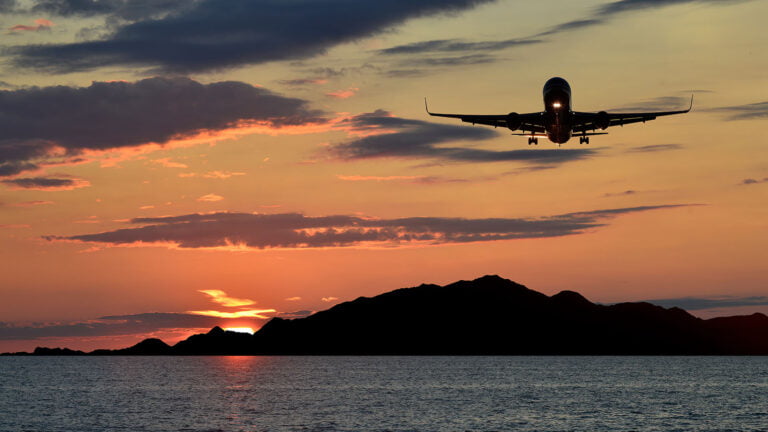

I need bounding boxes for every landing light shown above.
[553,102,561,108]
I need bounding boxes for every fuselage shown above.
[542,77,573,143]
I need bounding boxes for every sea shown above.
[1,356,766,432]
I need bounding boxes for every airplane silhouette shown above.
[426,77,692,145]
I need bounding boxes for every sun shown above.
[224,327,255,334]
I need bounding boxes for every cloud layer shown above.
[44,205,693,250]
[0,76,320,178]
[328,111,596,164]
[12,0,494,73]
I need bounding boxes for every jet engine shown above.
[506,113,521,131]
[594,111,609,130]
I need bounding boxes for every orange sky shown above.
[0,0,766,352]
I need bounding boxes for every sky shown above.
[0,0,766,352]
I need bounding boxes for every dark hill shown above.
[11,275,768,355]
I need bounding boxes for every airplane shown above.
[425,77,692,145]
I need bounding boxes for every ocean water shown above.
[1,356,766,432]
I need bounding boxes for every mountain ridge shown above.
[4,275,768,355]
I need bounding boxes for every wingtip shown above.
[689,94,694,111]
[424,97,429,114]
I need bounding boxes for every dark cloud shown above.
[710,101,768,121]
[277,310,314,319]
[610,96,690,112]
[0,76,320,178]
[385,69,426,78]
[740,177,768,186]
[11,0,494,73]
[0,312,260,341]
[626,144,684,153]
[329,110,597,165]
[29,0,195,21]
[641,296,768,311]
[278,78,327,87]
[596,0,749,16]
[536,0,746,37]
[535,19,604,36]
[1,176,88,190]
[378,38,541,55]
[44,205,694,250]
[604,190,637,197]
[0,0,17,13]
[403,54,496,67]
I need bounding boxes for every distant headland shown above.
[4,275,768,355]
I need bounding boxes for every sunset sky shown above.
[1,0,766,352]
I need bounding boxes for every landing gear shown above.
[579,136,590,144]
[527,137,538,145]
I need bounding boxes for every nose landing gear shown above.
[579,136,590,144]
[528,137,539,145]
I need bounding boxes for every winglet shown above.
[424,97,432,115]
[688,94,694,112]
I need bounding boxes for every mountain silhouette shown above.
[6,275,768,355]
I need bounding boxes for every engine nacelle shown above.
[506,112,521,131]
[594,111,609,130]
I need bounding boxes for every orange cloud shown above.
[8,19,53,33]
[285,296,302,301]
[198,289,255,307]
[322,297,339,302]
[152,158,188,168]
[326,87,359,99]
[337,175,423,182]
[197,193,224,202]
[187,309,277,319]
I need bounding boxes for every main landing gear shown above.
[527,137,538,145]
[579,136,590,144]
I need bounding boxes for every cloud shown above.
[610,96,690,112]
[0,312,258,341]
[8,18,54,33]
[0,0,17,13]
[28,0,195,21]
[196,193,223,202]
[740,177,768,185]
[404,53,496,67]
[642,295,768,311]
[285,297,302,301]
[322,297,339,302]
[377,37,542,55]
[187,309,276,319]
[0,77,321,178]
[604,190,637,197]
[535,0,747,37]
[12,0,494,73]
[6,200,54,207]
[151,158,187,169]
[336,174,469,184]
[326,87,359,99]
[710,101,768,121]
[1,176,90,190]
[198,289,255,307]
[327,110,596,165]
[626,144,684,153]
[44,205,695,250]
[279,78,328,86]
[277,310,313,319]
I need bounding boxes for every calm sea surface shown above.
[1,356,766,432]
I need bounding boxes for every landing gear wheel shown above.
[534,138,538,145]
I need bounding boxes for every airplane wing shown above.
[572,95,693,134]
[425,99,547,133]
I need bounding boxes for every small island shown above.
[5,275,768,355]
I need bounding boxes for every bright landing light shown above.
[552,102,561,108]
[224,327,255,334]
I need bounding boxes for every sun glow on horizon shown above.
[224,327,255,334]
